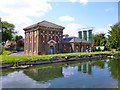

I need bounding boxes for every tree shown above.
[94,33,105,46]
[2,21,16,43]
[100,39,107,46]
[0,18,2,43]
[107,57,120,80]
[4,41,16,49]
[107,23,120,50]
[14,35,23,42]
[17,39,24,47]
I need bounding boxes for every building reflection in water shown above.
[78,62,92,75]
[24,67,64,82]
[22,58,120,85]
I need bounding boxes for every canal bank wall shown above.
[1,53,120,68]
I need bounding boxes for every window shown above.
[34,32,37,37]
[26,34,28,38]
[42,31,46,38]
[64,44,66,50]
[82,46,83,49]
[34,42,36,52]
[30,34,32,39]
[87,46,88,49]
[30,41,32,52]
[30,34,32,37]
[42,42,45,52]
[50,33,53,36]
[57,43,59,51]
[58,33,60,38]
[26,42,27,51]
[43,32,45,37]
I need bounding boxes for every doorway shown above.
[76,49,78,53]
[49,46,54,54]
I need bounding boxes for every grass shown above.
[2,50,17,55]
[1,50,120,63]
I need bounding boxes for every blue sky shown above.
[0,0,118,37]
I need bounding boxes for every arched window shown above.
[26,42,27,51]
[34,42,36,52]
[57,43,59,51]
[42,42,45,52]
[30,41,32,52]
[30,34,32,38]
[34,32,37,37]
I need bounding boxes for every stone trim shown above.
[47,40,57,44]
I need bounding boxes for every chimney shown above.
[63,34,69,38]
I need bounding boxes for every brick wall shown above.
[24,26,63,55]
[62,43,90,53]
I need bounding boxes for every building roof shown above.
[62,36,90,43]
[23,20,65,30]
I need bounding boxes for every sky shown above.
[0,0,118,38]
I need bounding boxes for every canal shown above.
[1,57,120,88]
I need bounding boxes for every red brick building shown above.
[23,20,90,55]
[23,21,64,55]
[62,36,90,53]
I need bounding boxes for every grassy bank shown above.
[2,50,17,55]
[1,50,120,63]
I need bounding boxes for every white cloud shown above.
[63,23,84,36]
[62,66,77,77]
[64,23,112,37]
[0,0,52,37]
[93,24,112,36]
[69,0,88,5]
[69,0,77,2]
[80,0,88,5]
[2,71,51,88]
[107,24,112,27]
[93,28,107,34]
[105,8,110,12]
[59,16,75,22]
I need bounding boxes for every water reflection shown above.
[24,67,64,82]
[78,63,92,74]
[107,57,120,80]
[93,60,105,69]
[1,58,119,88]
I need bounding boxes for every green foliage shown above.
[94,33,105,46]
[100,39,106,46]
[14,35,23,42]
[106,23,120,50]
[16,39,24,47]
[2,21,17,42]
[107,57,120,80]
[93,60,105,69]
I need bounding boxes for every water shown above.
[1,58,120,88]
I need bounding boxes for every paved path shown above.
[9,51,27,56]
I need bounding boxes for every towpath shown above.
[9,51,27,56]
